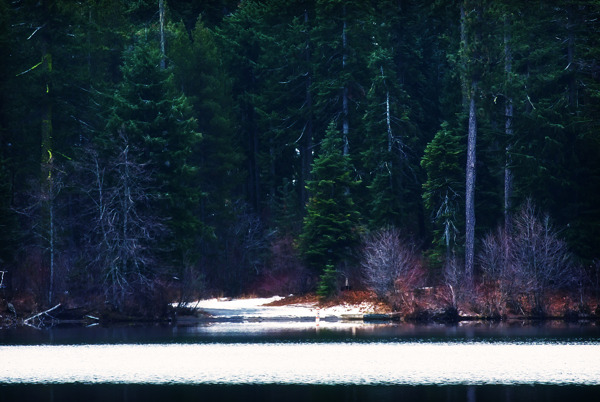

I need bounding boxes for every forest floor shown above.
[249,287,600,322]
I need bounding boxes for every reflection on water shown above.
[1,384,599,402]
[1,320,599,345]
[1,342,599,385]
[1,321,599,401]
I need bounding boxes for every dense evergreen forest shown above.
[1,0,599,317]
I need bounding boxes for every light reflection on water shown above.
[2,320,599,345]
[1,342,599,386]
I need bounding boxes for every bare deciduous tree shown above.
[361,228,424,307]
[479,199,577,314]
[79,131,162,309]
[511,200,575,313]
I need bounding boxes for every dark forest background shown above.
[0,0,599,316]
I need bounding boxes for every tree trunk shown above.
[300,9,313,208]
[40,36,55,304]
[244,93,260,211]
[342,6,349,156]
[384,73,397,198]
[48,186,54,304]
[465,80,477,282]
[460,5,469,109]
[118,144,131,306]
[269,137,276,201]
[159,0,166,70]
[566,4,576,109]
[504,14,513,231]
[385,87,392,154]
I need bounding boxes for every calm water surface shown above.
[1,321,599,401]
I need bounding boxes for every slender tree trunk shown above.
[383,69,396,196]
[159,0,166,70]
[269,137,275,201]
[87,4,92,79]
[117,142,132,307]
[93,155,110,255]
[566,4,576,109]
[460,3,476,282]
[385,87,392,154]
[342,6,349,156]
[504,15,513,231]
[465,80,477,282]
[252,123,260,210]
[300,9,313,208]
[301,119,313,208]
[460,5,468,109]
[40,37,55,304]
[462,1,483,283]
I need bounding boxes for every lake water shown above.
[1,321,599,401]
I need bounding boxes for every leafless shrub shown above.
[478,199,577,315]
[361,228,425,307]
[479,226,515,314]
[511,200,575,313]
[479,226,512,284]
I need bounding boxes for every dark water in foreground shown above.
[1,321,599,401]
[1,383,598,402]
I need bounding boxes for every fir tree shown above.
[422,121,465,265]
[311,0,373,155]
[361,42,421,232]
[105,32,202,273]
[169,17,243,237]
[299,121,361,285]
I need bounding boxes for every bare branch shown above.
[361,228,425,307]
[26,22,47,40]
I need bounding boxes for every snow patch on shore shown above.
[183,296,377,320]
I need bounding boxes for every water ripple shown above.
[1,342,599,385]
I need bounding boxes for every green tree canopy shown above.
[299,121,361,273]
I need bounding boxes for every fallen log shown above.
[23,303,61,328]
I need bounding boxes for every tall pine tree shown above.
[299,121,361,293]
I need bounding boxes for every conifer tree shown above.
[218,0,315,217]
[508,1,600,260]
[1,0,599,306]
[169,16,247,294]
[311,0,373,155]
[217,1,265,211]
[422,121,465,264]
[246,0,310,215]
[299,121,361,288]
[169,17,243,234]
[105,32,202,276]
[361,36,421,231]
